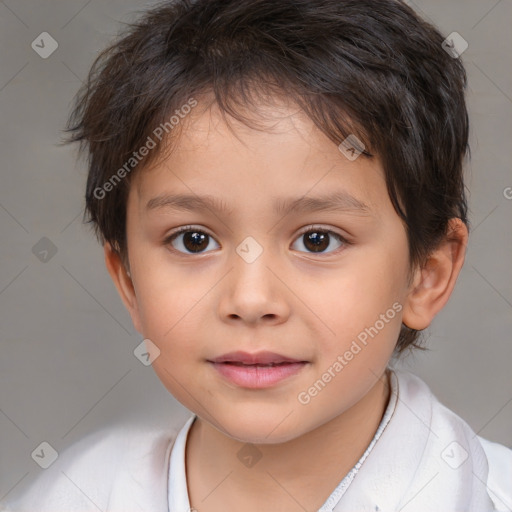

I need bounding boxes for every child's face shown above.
[122,99,414,443]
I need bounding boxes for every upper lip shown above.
[208,351,307,365]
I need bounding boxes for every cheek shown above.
[302,251,408,372]
[130,254,218,372]
[137,282,201,343]
[133,273,207,402]
[129,240,203,332]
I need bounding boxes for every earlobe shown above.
[402,218,468,331]
[103,242,142,333]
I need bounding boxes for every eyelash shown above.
[163,224,351,256]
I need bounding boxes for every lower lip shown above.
[209,362,307,389]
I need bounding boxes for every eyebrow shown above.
[145,191,371,216]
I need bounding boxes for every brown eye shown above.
[165,227,219,254]
[303,231,330,252]
[291,227,347,255]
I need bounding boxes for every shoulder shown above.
[477,436,512,511]
[2,422,180,512]
[393,369,512,511]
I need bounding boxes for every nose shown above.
[217,244,291,326]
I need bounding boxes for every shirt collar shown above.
[168,414,196,512]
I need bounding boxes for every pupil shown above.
[305,231,328,252]
[184,231,208,253]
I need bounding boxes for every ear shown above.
[402,218,468,331]
[103,242,142,334]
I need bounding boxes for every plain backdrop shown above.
[1,0,511,502]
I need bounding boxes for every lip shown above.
[209,351,306,365]
[207,351,309,389]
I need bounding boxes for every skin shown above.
[105,97,468,511]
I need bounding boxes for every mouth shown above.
[219,361,299,367]
[209,351,307,365]
[207,351,309,388]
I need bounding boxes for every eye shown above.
[164,226,220,255]
[291,226,348,255]
[164,225,349,256]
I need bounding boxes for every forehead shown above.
[131,99,390,216]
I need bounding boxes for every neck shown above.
[186,369,391,511]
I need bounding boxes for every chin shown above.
[212,410,310,445]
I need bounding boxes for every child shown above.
[4,0,511,510]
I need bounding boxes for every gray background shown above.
[1,0,511,502]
